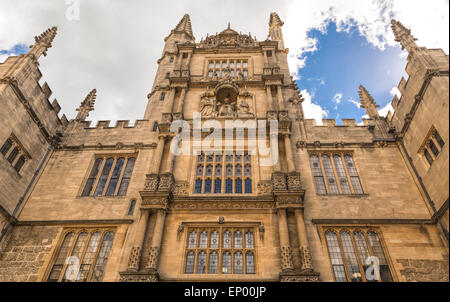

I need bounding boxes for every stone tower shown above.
[0,15,448,282]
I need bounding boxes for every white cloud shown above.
[348,98,361,108]
[332,93,343,104]
[390,86,402,98]
[378,102,394,117]
[301,89,328,125]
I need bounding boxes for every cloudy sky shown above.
[0,0,448,124]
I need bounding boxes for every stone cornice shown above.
[55,143,156,151]
[16,219,135,226]
[311,218,434,225]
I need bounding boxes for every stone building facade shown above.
[0,13,448,282]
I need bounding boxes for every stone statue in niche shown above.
[237,98,254,117]
[217,96,237,118]
[200,96,217,118]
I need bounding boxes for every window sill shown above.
[316,193,369,198]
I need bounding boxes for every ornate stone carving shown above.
[177,225,185,239]
[259,224,265,241]
[171,200,275,210]
[266,110,278,120]
[287,172,302,191]
[272,172,287,192]
[144,174,159,192]
[280,246,294,271]
[145,246,160,270]
[257,182,272,195]
[218,216,225,224]
[280,271,320,282]
[173,181,189,196]
[199,24,257,48]
[158,173,175,192]
[119,271,159,282]
[299,246,313,271]
[127,246,141,271]
[296,141,306,150]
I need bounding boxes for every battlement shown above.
[304,118,374,127]
[81,119,150,129]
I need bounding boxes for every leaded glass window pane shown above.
[226,165,233,176]
[333,155,351,194]
[235,164,242,175]
[433,130,445,148]
[106,158,124,196]
[424,149,434,165]
[322,155,338,194]
[214,179,222,193]
[206,154,214,162]
[215,154,222,162]
[82,158,103,196]
[196,165,204,176]
[367,232,393,282]
[245,179,252,194]
[188,231,197,248]
[235,179,242,193]
[118,158,135,196]
[244,154,251,162]
[47,233,74,282]
[340,231,362,282]
[0,138,12,155]
[226,154,233,162]
[204,179,212,193]
[7,147,18,164]
[245,231,254,248]
[325,231,347,282]
[234,231,242,248]
[194,179,202,193]
[234,252,243,274]
[344,156,363,194]
[223,231,231,248]
[209,252,218,274]
[310,155,326,194]
[91,232,114,282]
[197,251,207,274]
[199,231,208,248]
[77,232,101,282]
[246,252,255,274]
[215,165,222,175]
[222,252,231,274]
[198,154,204,162]
[244,165,251,176]
[185,252,195,274]
[63,232,88,282]
[14,155,26,173]
[235,154,242,162]
[354,231,371,275]
[206,165,213,176]
[428,139,439,157]
[225,179,232,193]
[210,231,219,248]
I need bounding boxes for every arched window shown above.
[322,155,338,194]
[7,147,19,164]
[204,179,212,193]
[234,231,242,248]
[244,153,251,162]
[244,165,251,176]
[206,154,214,162]
[47,232,75,282]
[226,164,233,176]
[0,138,12,156]
[199,231,208,248]
[367,232,392,282]
[185,251,195,274]
[234,252,243,274]
[235,178,242,193]
[106,158,125,196]
[165,72,170,79]
[344,155,363,194]
[215,154,222,162]
[223,231,232,248]
[118,158,136,196]
[160,92,166,101]
[222,252,231,274]
[188,231,197,248]
[197,251,207,274]
[196,165,204,176]
[62,232,88,281]
[214,179,221,194]
[127,200,136,216]
[215,165,222,176]
[198,154,204,162]
[14,155,26,173]
[77,232,101,282]
[205,165,213,176]
[245,179,252,194]
[152,122,158,132]
[354,231,371,276]
[333,155,351,194]
[225,179,233,193]
[325,231,347,282]
[209,252,218,274]
[94,158,114,196]
[226,154,233,162]
[245,231,254,248]
[246,252,255,274]
[210,231,219,248]
[340,231,362,282]
[91,232,114,282]
[310,155,326,194]
[235,164,242,176]
[194,179,202,193]
[235,154,242,162]
[82,158,103,197]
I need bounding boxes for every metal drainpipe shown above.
[0,133,61,243]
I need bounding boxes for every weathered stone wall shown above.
[0,225,59,282]
[397,259,449,282]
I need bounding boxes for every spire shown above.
[268,12,284,48]
[269,12,284,27]
[391,19,418,52]
[75,89,97,121]
[359,85,380,119]
[29,26,58,58]
[173,14,194,40]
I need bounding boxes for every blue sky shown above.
[297,21,408,124]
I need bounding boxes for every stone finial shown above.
[173,14,194,40]
[391,19,418,52]
[269,12,284,48]
[269,12,284,27]
[75,89,97,121]
[29,26,58,57]
[359,85,379,119]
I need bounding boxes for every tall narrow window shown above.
[234,252,243,274]
[245,231,254,248]
[152,122,158,132]
[47,233,74,282]
[185,251,195,274]
[214,179,222,193]
[210,231,219,248]
[160,92,166,101]
[354,231,371,278]
[333,155,351,194]
[234,231,243,248]
[197,251,207,274]
[310,155,326,194]
[7,147,19,164]
[428,140,439,157]
[94,158,114,196]
[13,155,26,173]
[322,155,338,194]
[223,231,232,248]
[209,252,218,274]
[82,159,103,197]
[199,231,208,248]
[91,232,114,282]
[204,179,212,193]
[63,232,88,281]
[205,165,213,176]
[118,158,136,196]
[325,231,347,282]
[0,138,12,156]
[367,232,393,282]
[340,231,362,282]
[235,178,242,193]
[127,200,136,216]
[222,252,231,274]
[344,156,363,194]
[77,232,101,282]
[245,179,252,194]
[194,179,202,193]
[225,179,232,193]
[246,252,255,274]
[105,158,125,196]
[188,231,197,249]
[424,149,434,166]
[165,72,170,79]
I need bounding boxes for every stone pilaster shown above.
[277,209,294,272]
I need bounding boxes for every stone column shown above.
[127,210,150,271]
[294,208,313,271]
[270,133,282,172]
[145,209,167,270]
[165,137,176,174]
[266,85,274,111]
[277,208,294,271]
[175,87,187,114]
[277,85,284,110]
[151,135,166,174]
[284,134,296,172]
